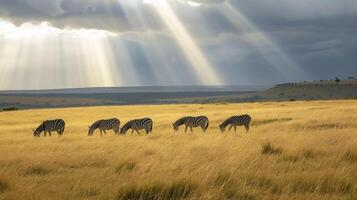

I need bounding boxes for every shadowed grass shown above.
[0,179,10,193]
[342,151,357,162]
[115,180,196,200]
[20,166,50,176]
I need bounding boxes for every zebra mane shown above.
[174,116,189,126]
[220,117,232,128]
[35,123,45,132]
[89,120,101,129]
[121,120,134,133]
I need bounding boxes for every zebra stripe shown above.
[173,116,209,132]
[219,114,251,133]
[33,119,65,137]
[88,118,120,136]
[120,118,153,135]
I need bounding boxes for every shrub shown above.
[261,143,283,155]
[2,107,19,111]
[0,179,10,193]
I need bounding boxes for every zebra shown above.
[88,118,120,136]
[219,114,252,133]
[120,118,153,135]
[173,116,209,132]
[33,119,65,137]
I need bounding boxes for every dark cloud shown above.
[0,0,356,87]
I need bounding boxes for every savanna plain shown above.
[0,100,356,200]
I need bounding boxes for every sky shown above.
[0,0,356,90]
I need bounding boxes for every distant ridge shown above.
[0,85,271,95]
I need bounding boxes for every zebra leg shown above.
[234,126,237,132]
[245,125,250,133]
[136,130,141,135]
[103,130,107,135]
[49,131,52,136]
[100,129,103,136]
[44,131,47,137]
[228,125,233,131]
[185,125,188,132]
[190,126,193,133]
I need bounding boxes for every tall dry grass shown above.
[0,100,356,200]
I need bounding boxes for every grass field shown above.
[0,100,356,200]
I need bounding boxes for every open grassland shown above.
[0,100,356,200]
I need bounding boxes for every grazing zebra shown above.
[173,116,209,132]
[219,114,252,133]
[33,119,65,137]
[88,118,120,136]
[120,118,153,135]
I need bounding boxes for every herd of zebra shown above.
[32,114,252,137]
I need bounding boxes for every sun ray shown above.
[148,0,223,85]
[0,21,124,90]
[216,2,309,81]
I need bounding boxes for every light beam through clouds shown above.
[145,0,223,85]
[215,2,309,81]
[0,21,123,90]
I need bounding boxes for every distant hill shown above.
[0,85,269,109]
[0,81,356,110]
[204,80,357,103]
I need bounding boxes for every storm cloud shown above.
[0,0,356,89]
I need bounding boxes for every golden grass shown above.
[0,100,356,200]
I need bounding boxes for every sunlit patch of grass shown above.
[0,100,356,199]
[77,187,98,198]
[252,118,293,126]
[80,157,107,168]
[288,178,353,195]
[261,142,283,155]
[280,149,315,163]
[115,160,137,174]
[214,172,232,187]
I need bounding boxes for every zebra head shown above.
[88,126,95,136]
[219,123,225,133]
[172,123,179,131]
[33,123,44,137]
